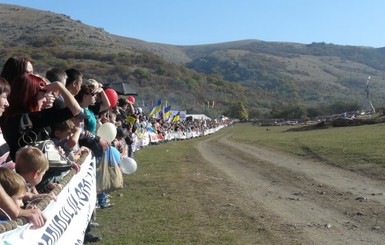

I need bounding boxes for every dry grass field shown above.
[94,123,385,244]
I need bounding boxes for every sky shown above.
[1,0,385,48]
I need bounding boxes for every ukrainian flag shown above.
[171,111,180,123]
[149,99,162,116]
[164,105,171,120]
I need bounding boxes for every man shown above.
[65,68,103,243]
[65,68,83,96]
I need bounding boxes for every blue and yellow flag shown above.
[149,99,162,116]
[171,111,180,123]
[164,105,171,120]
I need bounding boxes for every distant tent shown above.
[185,114,211,121]
[104,82,138,96]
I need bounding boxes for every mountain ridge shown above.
[1,3,385,119]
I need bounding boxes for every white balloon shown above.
[97,122,117,142]
[120,157,137,174]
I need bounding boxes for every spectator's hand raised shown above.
[41,92,55,109]
[44,81,62,94]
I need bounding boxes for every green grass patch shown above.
[227,123,385,178]
[94,123,385,244]
[94,138,273,244]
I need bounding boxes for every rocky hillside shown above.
[1,3,385,119]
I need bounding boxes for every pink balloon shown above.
[127,96,136,104]
[104,88,118,108]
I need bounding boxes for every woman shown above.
[2,73,81,160]
[0,76,46,228]
[75,79,113,209]
[0,77,13,169]
[75,79,110,134]
[1,56,33,86]
[1,56,55,109]
[74,79,111,157]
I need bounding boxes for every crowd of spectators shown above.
[0,55,230,243]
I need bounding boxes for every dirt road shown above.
[197,132,385,245]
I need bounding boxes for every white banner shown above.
[0,153,96,244]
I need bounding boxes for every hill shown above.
[1,4,385,119]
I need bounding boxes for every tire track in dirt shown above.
[197,133,385,245]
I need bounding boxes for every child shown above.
[36,120,83,194]
[15,146,56,204]
[50,119,86,161]
[0,168,28,221]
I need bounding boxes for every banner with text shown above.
[0,153,96,244]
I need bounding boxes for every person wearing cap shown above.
[75,80,115,210]
[74,79,110,154]
[75,81,110,155]
[75,79,110,135]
